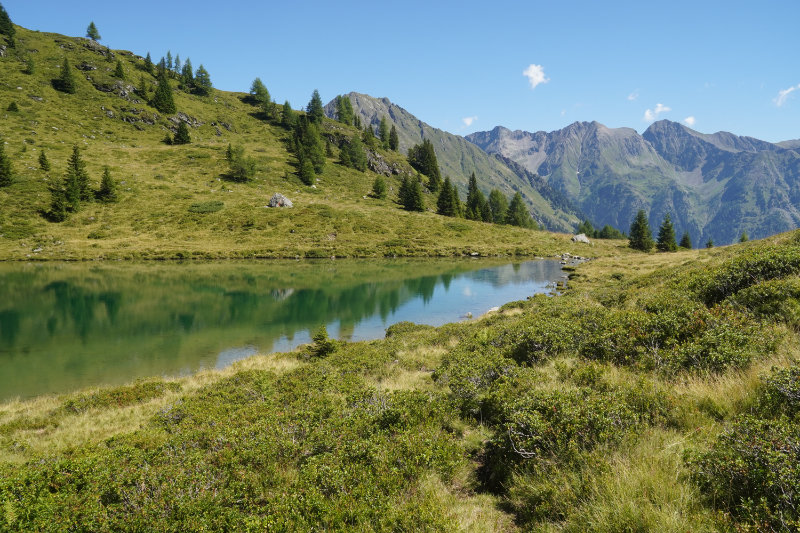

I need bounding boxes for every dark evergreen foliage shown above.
[144,52,154,74]
[249,78,273,117]
[465,172,488,221]
[340,134,367,172]
[740,231,749,243]
[0,2,15,41]
[706,239,714,248]
[389,124,399,151]
[226,145,257,182]
[86,21,101,41]
[172,122,191,145]
[306,89,324,124]
[63,145,90,211]
[629,209,654,252]
[298,154,315,186]
[47,179,68,222]
[361,123,377,149]
[193,65,212,96]
[335,95,354,125]
[292,116,325,175]
[38,150,50,171]
[150,71,176,114]
[656,213,678,252]
[399,176,424,212]
[173,54,181,75]
[281,101,296,129]
[488,189,508,224]
[113,59,125,79]
[6,101,17,112]
[180,58,193,90]
[54,57,76,94]
[379,116,390,149]
[165,51,173,72]
[679,231,692,249]
[97,167,117,202]
[23,56,35,75]
[0,139,12,187]
[506,192,536,228]
[372,176,387,199]
[436,177,461,217]
[407,139,442,192]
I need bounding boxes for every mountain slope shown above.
[468,121,800,245]
[324,93,582,232]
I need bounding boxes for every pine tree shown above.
[113,59,125,79]
[47,179,68,222]
[576,220,596,237]
[306,89,324,124]
[38,150,50,171]
[193,65,212,96]
[506,192,535,228]
[250,78,271,113]
[281,101,296,129]
[144,52,154,75]
[173,54,181,75]
[180,58,193,90]
[437,177,459,217]
[172,122,191,144]
[401,177,424,212]
[372,176,387,199]
[165,51,173,72]
[86,21,101,41]
[656,213,678,252]
[629,209,654,252]
[55,57,76,94]
[407,139,441,192]
[354,115,362,130]
[0,2,15,41]
[64,145,91,207]
[379,116,390,149]
[293,116,325,174]
[343,134,367,171]
[362,123,377,149]
[488,189,508,224]
[138,74,150,98]
[0,139,13,187]
[740,230,749,242]
[227,146,256,182]
[706,239,714,248]
[97,166,117,202]
[465,172,488,221]
[298,154,315,186]
[389,124,399,151]
[335,95,354,125]
[150,71,176,114]
[679,231,692,249]
[6,101,17,112]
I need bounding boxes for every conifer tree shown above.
[47,180,68,222]
[144,52,154,75]
[250,78,272,114]
[97,166,117,202]
[354,114,362,130]
[740,230,749,242]
[23,56,34,75]
[180,58,193,90]
[6,101,17,112]
[173,54,181,75]
[193,65,212,96]
[0,139,13,187]
[55,57,76,94]
[706,239,714,248]
[138,74,150,98]
[679,231,692,249]
[407,139,442,192]
[437,177,459,217]
[399,176,424,212]
[342,134,367,171]
[362,123,377,149]
[656,213,678,252]
[372,176,387,199]
[488,189,508,224]
[86,21,100,41]
[629,209,654,252]
[306,89,324,124]
[293,116,325,174]
[335,95,354,125]
[172,122,191,145]
[0,2,15,41]
[226,146,256,182]
[151,71,176,114]
[465,172,488,221]
[113,59,125,79]
[379,116,390,149]
[506,192,535,228]
[281,100,296,129]
[165,51,173,72]
[298,153,315,186]
[38,150,50,171]
[389,124,399,151]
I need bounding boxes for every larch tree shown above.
[740,230,749,242]
[144,52,154,75]
[193,65,212,96]
[372,176,387,199]
[180,58,193,90]
[86,21,100,41]
[506,192,535,228]
[335,95,354,125]
[63,145,90,211]
[629,209,654,252]
[281,101,296,129]
[250,78,272,115]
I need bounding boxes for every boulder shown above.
[572,233,591,244]
[269,193,293,208]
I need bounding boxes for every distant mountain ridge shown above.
[467,121,800,245]
[324,93,582,232]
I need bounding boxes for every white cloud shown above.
[643,103,671,122]
[627,90,639,101]
[462,116,478,127]
[523,64,550,89]
[775,84,800,107]
[683,116,696,126]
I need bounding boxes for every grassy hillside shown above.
[3,230,800,530]
[0,26,598,261]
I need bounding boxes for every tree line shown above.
[627,209,749,252]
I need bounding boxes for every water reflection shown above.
[0,259,564,400]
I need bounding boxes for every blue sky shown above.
[4,0,799,142]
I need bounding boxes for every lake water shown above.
[0,259,566,401]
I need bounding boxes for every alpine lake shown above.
[0,258,567,401]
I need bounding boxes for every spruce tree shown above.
[488,189,508,224]
[372,176,387,199]
[0,139,13,187]
[298,154,315,186]
[86,21,101,41]
[55,57,76,94]
[180,58,193,90]
[113,59,125,79]
[354,114,362,130]
[335,95,354,125]
[407,139,441,192]
[740,230,749,242]
[64,145,91,207]
[0,2,15,41]
[506,192,535,228]
[362,124,377,149]
[173,54,181,75]
[306,89,324,124]
[629,209,654,252]
[389,124,399,151]
[401,177,424,212]
[347,134,367,171]
[193,65,212,96]
[656,213,678,252]
[6,101,17,112]
[379,116,390,149]
[47,180,68,222]
[144,52,154,74]
[97,166,117,202]
[465,172,488,221]
[679,231,692,249]
[281,101,296,129]
[437,177,458,217]
[150,71,176,114]
[250,78,272,116]
[706,239,714,248]
[38,150,50,171]
[172,122,191,145]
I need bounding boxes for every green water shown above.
[0,258,565,401]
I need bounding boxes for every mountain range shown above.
[467,121,800,245]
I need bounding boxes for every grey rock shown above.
[269,193,293,208]
[0,45,6,57]
[572,233,591,244]
[77,62,97,71]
